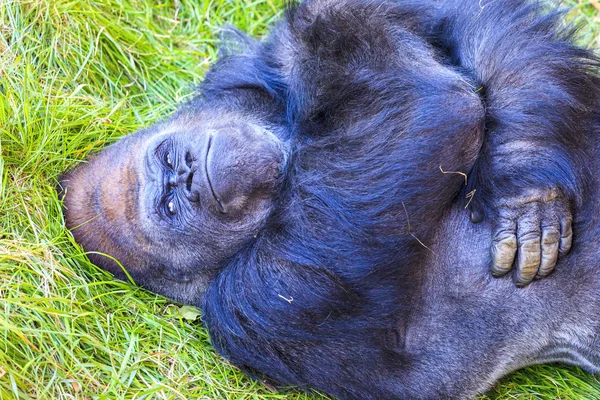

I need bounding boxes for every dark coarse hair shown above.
[195,0,600,398]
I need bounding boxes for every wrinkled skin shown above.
[60,111,287,303]
[489,189,573,283]
[59,0,600,399]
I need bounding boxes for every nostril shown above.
[185,152,193,168]
[186,171,194,192]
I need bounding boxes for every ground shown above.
[1,0,599,398]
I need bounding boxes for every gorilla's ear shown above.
[218,26,255,57]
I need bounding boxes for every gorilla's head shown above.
[59,110,288,303]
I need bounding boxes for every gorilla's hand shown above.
[433,0,595,286]
[488,188,572,287]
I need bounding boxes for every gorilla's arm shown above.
[434,0,600,285]
[275,0,485,243]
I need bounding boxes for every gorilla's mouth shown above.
[205,135,226,213]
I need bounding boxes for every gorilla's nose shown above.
[173,159,201,204]
[178,166,195,194]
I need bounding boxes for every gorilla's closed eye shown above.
[166,198,176,216]
[154,139,174,169]
[185,151,193,168]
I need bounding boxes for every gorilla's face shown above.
[59,111,287,303]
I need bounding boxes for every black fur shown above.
[194,1,600,399]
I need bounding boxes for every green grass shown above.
[0,0,599,398]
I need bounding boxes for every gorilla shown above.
[58,0,600,398]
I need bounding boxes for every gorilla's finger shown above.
[513,205,541,287]
[490,219,517,277]
[559,212,573,256]
[537,223,560,278]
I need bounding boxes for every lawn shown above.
[1,0,600,399]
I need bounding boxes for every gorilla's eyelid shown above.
[154,138,174,168]
[160,193,177,221]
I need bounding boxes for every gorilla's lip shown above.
[204,135,226,213]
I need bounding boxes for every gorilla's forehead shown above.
[153,108,268,133]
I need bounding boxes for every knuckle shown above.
[516,269,537,285]
[539,254,557,273]
[541,244,559,259]
[536,271,552,279]
[560,235,573,254]
[514,274,534,286]
[519,240,541,256]
[561,229,573,239]
[491,264,512,277]
[538,264,555,276]
[518,231,540,243]
[518,248,541,272]
[493,234,517,249]
[493,258,514,271]
[519,261,540,273]
[492,249,515,270]
[561,218,573,234]
[541,230,560,246]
